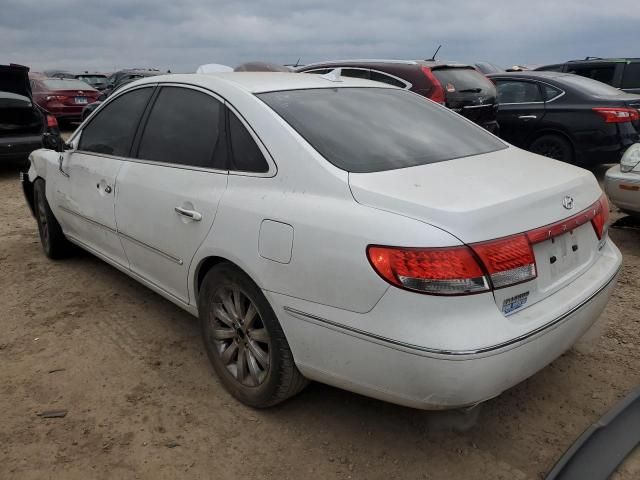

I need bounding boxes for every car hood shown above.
[0,64,32,99]
[348,146,602,243]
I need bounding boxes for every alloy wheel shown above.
[36,191,50,248]
[208,285,270,387]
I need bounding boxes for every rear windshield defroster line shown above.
[258,87,506,173]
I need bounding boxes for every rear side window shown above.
[496,81,542,103]
[622,63,640,89]
[431,68,492,92]
[228,111,269,173]
[370,71,407,88]
[542,84,563,101]
[79,87,153,156]
[566,64,616,85]
[341,68,369,79]
[259,87,506,173]
[137,87,225,169]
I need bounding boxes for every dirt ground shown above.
[1,154,638,479]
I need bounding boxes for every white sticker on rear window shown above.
[502,291,529,315]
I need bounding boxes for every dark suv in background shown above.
[535,58,640,94]
[297,59,499,133]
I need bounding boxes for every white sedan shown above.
[23,72,622,409]
[605,143,640,217]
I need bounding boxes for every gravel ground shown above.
[0,155,638,479]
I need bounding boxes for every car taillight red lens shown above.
[470,235,536,289]
[592,107,639,123]
[367,245,489,295]
[46,115,58,128]
[591,195,609,240]
[421,67,446,105]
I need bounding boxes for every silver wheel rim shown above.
[208,285,270,387]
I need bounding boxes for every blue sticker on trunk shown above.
[502,292,529,315]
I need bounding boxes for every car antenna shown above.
[294,57,301,67]
[320,68,343,82]
[427,45,442,61]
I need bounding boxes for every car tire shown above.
[198,263,308,408]
[33,179,73,259]
[529,134,575,164]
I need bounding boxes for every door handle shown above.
[174,207,202,221]
[518,115,537,120]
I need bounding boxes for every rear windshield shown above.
[559,74,625,96]
[431,67,493,92]
[43,79,94,90]
[258,87,506,173]
[76,75,107,85]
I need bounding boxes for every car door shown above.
[114,85,228,304]
[494,79,545,146]
[54,86,154,267]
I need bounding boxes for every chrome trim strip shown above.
[283,267,620,357]
[118,230,183,265]
[58,206,117,233]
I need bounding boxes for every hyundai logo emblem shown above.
[562,195,574,210]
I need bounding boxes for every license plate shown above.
[541,231,582,280]
[74,97,88,105]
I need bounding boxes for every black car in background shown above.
[297,59,499,133]
[106,69,160,93]
[535,58,640,94]
[487,71,640,165]
[1,64,60,166]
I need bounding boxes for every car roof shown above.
[566,57,640,63]
[129,72,397,94]
[300,59,473,69]
[487,71,570,80]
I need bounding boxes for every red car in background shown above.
[29,76,99,123]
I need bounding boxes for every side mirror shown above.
[42,133,69,153]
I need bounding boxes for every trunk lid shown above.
[349,146,605,312]
[0,63,32,98]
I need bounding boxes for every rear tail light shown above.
[592,107,639,123]
[46,114,58,128]
[590,195,609,240]
[421,67,446,105]
[470,235,536,289]
[45,95,67,102]
[367,195,609,295]
[367,245,490,295]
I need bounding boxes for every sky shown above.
[2,0,640,73]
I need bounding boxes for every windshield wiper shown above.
[458,88,482,93]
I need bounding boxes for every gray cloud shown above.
[2,0,638,73]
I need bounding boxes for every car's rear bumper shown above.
[268,239,622,409]
[0,135,42,160]
[604,164,640,215]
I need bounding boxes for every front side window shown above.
[259,87,506,173]
[496,80,542,103]
[137,86,225,169]
[228,111,269,173]
[622,63,640,89]
[79,87,153,156]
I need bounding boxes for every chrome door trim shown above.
[58,206,117,233]
[118,230,184,265]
